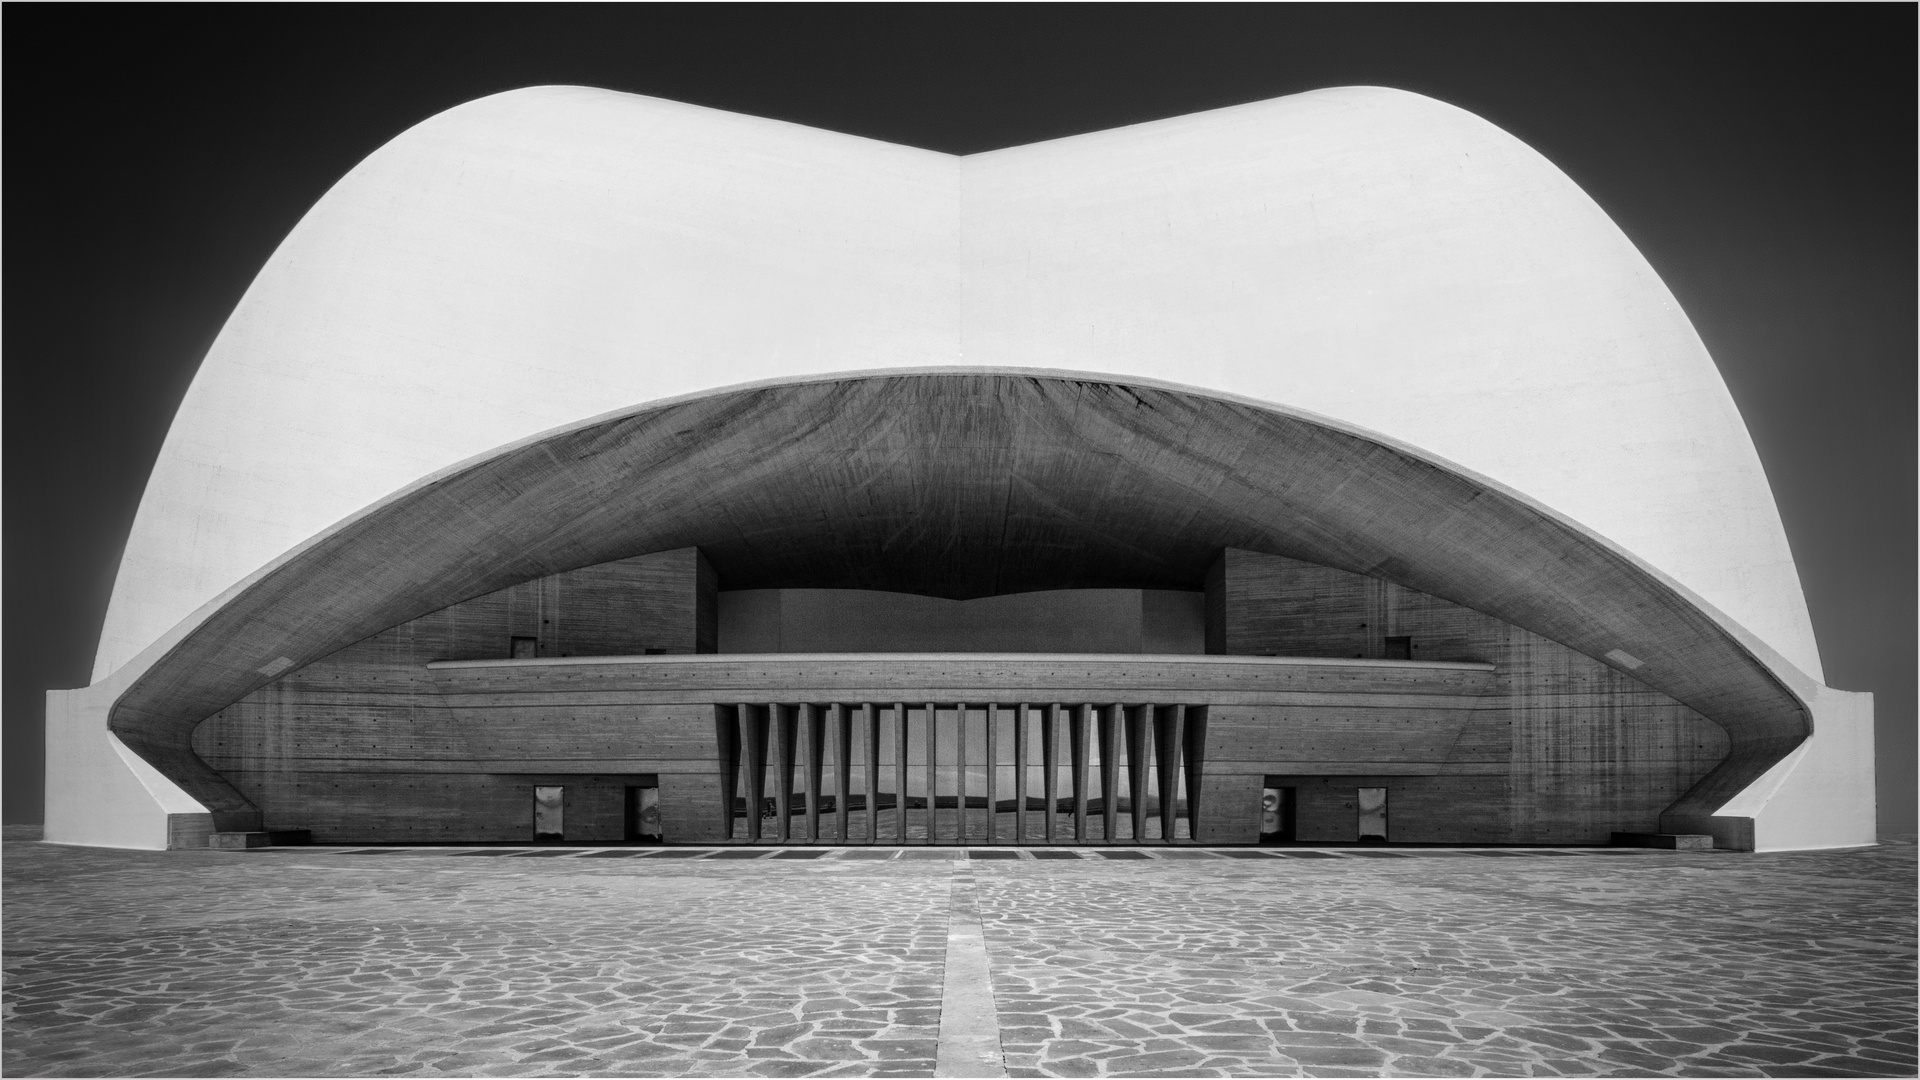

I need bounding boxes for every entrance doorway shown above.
[626,785,663,843]
[533,785,565,841]
[1259,785,1296,843]
[1357,786,1388,843]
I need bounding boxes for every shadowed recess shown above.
[106,373,1808,831]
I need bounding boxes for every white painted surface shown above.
[95,87,959,682]
[44,687,206,851]
[57,85,1869,849]
[1735,687,1878,851]
[93,85,1817,685]
[960,95,1819,684]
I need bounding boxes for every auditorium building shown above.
[44,86,1874,853]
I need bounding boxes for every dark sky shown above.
[6,6,1914,830]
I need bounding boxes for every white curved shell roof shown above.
[96,84,1820,685]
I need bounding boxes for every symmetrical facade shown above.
[46,86,1874,851]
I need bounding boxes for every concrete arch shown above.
[105,370,1809,839]
[92,83,1822,691]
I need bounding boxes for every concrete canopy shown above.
[104,370,1810,841]
[51,85,1873,851]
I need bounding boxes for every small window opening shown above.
[1383,636,1412,660]
[510,636,537,659]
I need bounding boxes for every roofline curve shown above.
[98,367,1813,830]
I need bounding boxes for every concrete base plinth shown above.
[1612,832,1715,850]
[208,832,270,850]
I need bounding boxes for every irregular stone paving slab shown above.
[3,837,1912,1078]
[976,840,1917,1078]
[4,842,952,1077]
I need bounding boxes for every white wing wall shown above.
[94,86,963,680]
[960,87,1821,682]
[96,84,1820,692]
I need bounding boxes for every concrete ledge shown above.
[208,832,270,850]
[1660,813,1755,851]
[426,652,1498,672]
[1612,832,1715,850]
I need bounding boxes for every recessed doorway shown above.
[533,785,565,842]
[1259,785,1296,843]
[1357,786,1388,843]
[626,785,663,843]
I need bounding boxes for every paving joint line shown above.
[934,862,1007,1077]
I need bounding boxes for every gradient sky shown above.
[6,7,1913,829]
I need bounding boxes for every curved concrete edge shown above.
[99,367,1825,738]
[44,685,208,851]
[99,360,1833,707]
[49,370,1869,851]
[1660,686,1875,851]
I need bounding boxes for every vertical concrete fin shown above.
[832,703,852,844]
[985,703,1000,844]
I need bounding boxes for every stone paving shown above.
[3,828,1912,1078]
[971,844,1917,1078]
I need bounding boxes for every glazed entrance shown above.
[718,702,1207,844]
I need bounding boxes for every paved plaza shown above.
[3,829,1913,1078]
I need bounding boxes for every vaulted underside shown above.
[108,372,1811,843]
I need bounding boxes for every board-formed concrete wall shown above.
[319,547,720,663]
[1203,549,1728,843]
[717,589,1206,655]
[192,550,1723,846]
[190,550,725,843]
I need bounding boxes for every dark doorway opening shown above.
[626,785,663,843]
[1357,786,1388,843]
[1260,784,1296,843]
[533,785,564,842]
